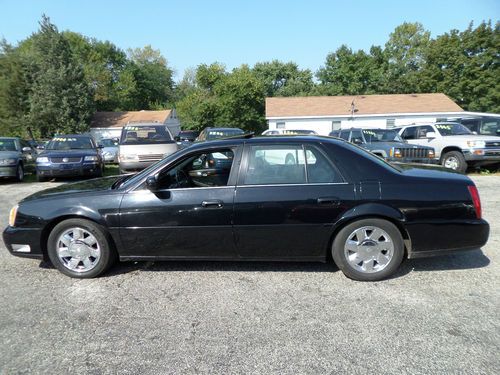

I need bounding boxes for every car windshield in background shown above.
[46,137,94,150]
[436,123,472,136]
[481,120,500,135]
[281,130,316,135]
[0,139,18,151]
[100,139,118,147]
[362,129,403,142]
[121,125,172,144]
[207,129,244,140]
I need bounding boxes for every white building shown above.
[89,109,181,141]
[265,93,479,135]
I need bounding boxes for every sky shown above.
[0,0,499,79]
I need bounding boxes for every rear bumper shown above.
[0,165,17,177]
[3,226,45,259]
[406,219,489,257]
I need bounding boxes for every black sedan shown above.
[36,135,104,181]
[3,136,489,281]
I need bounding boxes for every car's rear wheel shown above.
[441,151,467,173]
[47,218,116,278]
[332,218,404,281]
[15,164,24,182]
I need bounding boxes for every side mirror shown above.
[174,136,180,142]
[426,132,437,139]
[22,147,32,152]
[146,175,159,191]
[37,145,45,150]
[97,144,104,149]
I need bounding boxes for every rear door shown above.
[233,142,355,260]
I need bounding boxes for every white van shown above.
[118,123,179,173]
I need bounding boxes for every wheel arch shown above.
[40,214,118,262]
[440,146,463,161]
[326,205,411,260]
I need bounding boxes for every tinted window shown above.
[481,120,500,136]
[416,126,434,138]
[244,145,306,185]
[120,125,172,144]
[206,129,244,140]
[0,138,18,151]
[47,137,94,150]
[350,130,364,144]
[339,130,350,140]
[305,146,343,183]
[156,149,234,189]
[401,127,417,140]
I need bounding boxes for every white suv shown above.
[397,122,500,173]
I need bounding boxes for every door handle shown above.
[317,197,340,205]
[201,200,223,208]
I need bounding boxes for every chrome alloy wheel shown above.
[56,227,101,273]
[344,226,394,273]
[444,156,459,170]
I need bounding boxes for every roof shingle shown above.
[266,93,463,118]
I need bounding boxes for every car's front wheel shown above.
[332,218,404,281]
[47,218,116,278]
[441,151,467,173]
[15,164,24,182]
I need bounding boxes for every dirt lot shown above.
[0,176,499,374]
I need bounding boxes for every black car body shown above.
[176,130,200,142]
[0,137,37,181]
[36,135,104,181]
[4,136,489,281]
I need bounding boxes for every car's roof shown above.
[124,122,165,127]
[0,136,19,140]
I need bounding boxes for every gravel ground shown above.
[0,176,498,374]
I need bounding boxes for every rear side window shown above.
[243,144,343,185]
[401,127,417,140]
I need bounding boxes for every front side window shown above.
[350,130,364,145]
[155,149,234,189]
[0,138,19,151]
[416,126,435,138]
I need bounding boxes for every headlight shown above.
[467,140,485,148]
[36,157,49,163]
[9,205,18,227]
[84,155,98,161]
[392,148,402,158]
[0,158,16,165]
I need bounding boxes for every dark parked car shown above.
[4,135,489,281]
[196,127,245,142]
[459,117,500,136]
[36,135,104,181]
[0,137,37,181]
[176,130,200,142]
[330,128,436,164]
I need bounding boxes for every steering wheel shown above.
[175,169,190,187]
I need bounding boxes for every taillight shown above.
[467,185,482,219]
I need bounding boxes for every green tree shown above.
[252,60,314,97]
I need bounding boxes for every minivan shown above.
[118,123,179,173]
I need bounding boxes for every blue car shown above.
[36,135,104,182]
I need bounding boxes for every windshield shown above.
[100,139,118,147]
[120,125,173,144]
[207,129,244,140]
[362,129,403,142]
[0,139,19,152]
[435,123,472,136]
[281,130,316,135]
[46,137,94,150]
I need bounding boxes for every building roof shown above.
[265,93,464,118]
[90,110,172,128]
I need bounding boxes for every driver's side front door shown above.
[118,146,240,259]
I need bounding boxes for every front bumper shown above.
[36,162,101,178]
[119,160,158,173]
[463,148,500,164]
[0,165,17,177]
[3,226,45,259]
[406,219,489,257]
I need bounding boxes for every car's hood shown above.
[0,151,21,159]
[444,135,500,141]
[394,163,472,183]
[39,149,98,157]
[21,175,122,203]
[102,146,117,153]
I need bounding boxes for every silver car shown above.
[118,123,179,173]
[99,138,119,163]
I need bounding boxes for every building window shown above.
[386,119,396,128]
[276,122,285,129]
[331,120,341,131]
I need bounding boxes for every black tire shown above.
[441,151,467,174]
[15,164,24,182]
[47,218,117,278]
[37,174,47,182]
[332,218,404,281]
